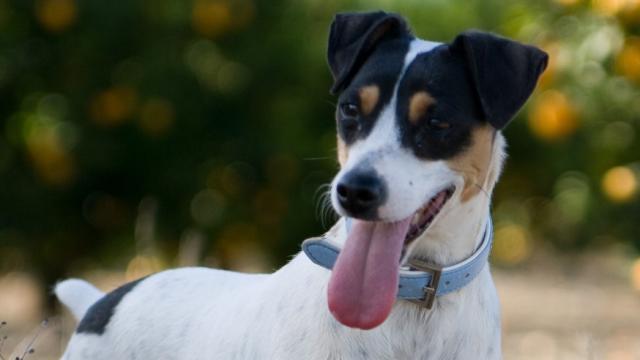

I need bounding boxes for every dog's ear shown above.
[327,11,411,94]
[451,31,548,129]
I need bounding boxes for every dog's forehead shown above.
[403,39,442,69]
[343,38,442,96]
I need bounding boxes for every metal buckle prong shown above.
[408,258,443,309]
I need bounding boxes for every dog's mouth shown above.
[327,185,455,330]
[403,186,455,254]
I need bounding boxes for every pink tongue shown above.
[328,218,412,329]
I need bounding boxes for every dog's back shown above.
[57,268,273,360]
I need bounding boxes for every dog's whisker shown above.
[320,191,337,228]
[445,167,492,200]
[472,182,491,199]
[314,184,337,228]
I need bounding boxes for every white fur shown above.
[58,38,503,359]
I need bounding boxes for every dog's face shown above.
[325,11,547,329]
[329,11,548,238]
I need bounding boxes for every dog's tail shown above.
[54,279,104,320]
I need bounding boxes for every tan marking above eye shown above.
[358,85,380,116]
[408,91,436,124]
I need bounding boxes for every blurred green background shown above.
[1,0,640,300]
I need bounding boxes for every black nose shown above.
[336,170,386,218]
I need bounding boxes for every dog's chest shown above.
[269,299,499,360]
[260,255,501,360]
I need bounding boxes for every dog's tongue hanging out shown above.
[327,218,412,329]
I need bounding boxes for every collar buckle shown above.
[407,258,442,309]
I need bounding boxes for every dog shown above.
[55,11,547,360]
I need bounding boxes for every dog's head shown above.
[325,11,548,329]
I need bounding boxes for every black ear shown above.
[327,11,411,94]
[451,31,549,129]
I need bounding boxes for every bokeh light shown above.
[192,0,233,38]
[602,166,638,202]
[492,223,533,266]
[616,37,640,83]
[553,172,591,224]
[35,0,77,33]
[0,273,43,325]
[125,255,164,281]
[528,90,579,142]
[90,87,138,127]
[630,258,640,291]
[190,189,225,227]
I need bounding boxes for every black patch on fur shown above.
[450,31,548,129]
[76,277,146,335]
[327,11,411,94]
[396,45,483,160]
[336,38,410,144]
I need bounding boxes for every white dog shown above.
[56,11,547,359]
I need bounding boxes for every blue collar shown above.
[302,217,493,309]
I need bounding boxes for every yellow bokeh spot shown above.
[35,0,77,33]
[616,38,640,83]
[630,258,640,291]
[0,272,43,325]
[125,255,164,281]
[592,0,627,15]
[138,98,174,137]
[90,86,138,127]
[620,0,640,23]
[26,126,75,186]
[216,222,270,272]
[602,166,637,202]
[492,224,533,265]
[192,0,233,38]
[528,90,579,141]
[191,0,255,38]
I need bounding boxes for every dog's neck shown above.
[413,132,505,267]
[407,189,491,267]
[331,132,505,268]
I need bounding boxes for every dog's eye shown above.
[428,118,450,130]
[340,103,360,118]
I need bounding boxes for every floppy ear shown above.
[327,11,411,94]
[451,31,549,129]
